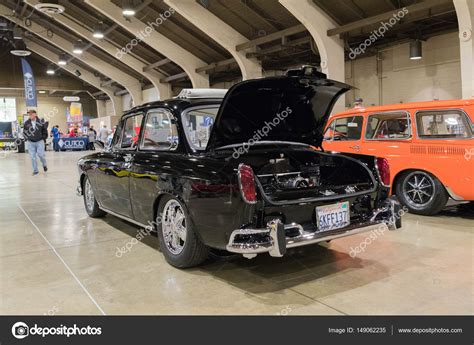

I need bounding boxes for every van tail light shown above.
[376,157,390,187]
[238,164,257,204]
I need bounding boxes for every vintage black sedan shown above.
[77,67,402,268]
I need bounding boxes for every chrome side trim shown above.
[99,207,150,229]
[215,141,310,150]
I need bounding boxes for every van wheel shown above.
[395,171,448,216]
[83,176,106,218]
[157,195,209,268]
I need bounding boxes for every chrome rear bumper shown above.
[227,222,389,258]
[226,197,401,258]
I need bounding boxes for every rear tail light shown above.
[376,157,390,187]
[238,164,257,204]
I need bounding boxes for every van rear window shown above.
[416,110,472,139]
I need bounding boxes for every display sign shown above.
[67,103,83,124]
[63,96,80,102]
[21,58,37,107]
[58,137,89,151]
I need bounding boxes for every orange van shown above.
[324,100,474,215]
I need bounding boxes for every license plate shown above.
[316,202,350,232]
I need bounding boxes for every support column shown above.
[96,100,106,118]
[279,0,346,112]
[164,0,262,80]
[454,0,474,99]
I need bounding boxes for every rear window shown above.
[182,106,219,151]
[366,112,410,140]
[416,110,472,139]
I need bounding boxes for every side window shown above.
[366,112,411,140]
[332,116,363,141]
[140,109,179,151]
[416,110,473,139]
[323,120,335,141]
[120,114,143,149]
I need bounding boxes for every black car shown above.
[77,67,402,268]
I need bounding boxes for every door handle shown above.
[349,145,361,150]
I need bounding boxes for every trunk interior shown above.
[237,146,376,204]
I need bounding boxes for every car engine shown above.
[256,157,320,193]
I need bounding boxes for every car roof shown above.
[332,99,474,118]
[121,98,223,118]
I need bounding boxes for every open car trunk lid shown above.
[206,69,352,151]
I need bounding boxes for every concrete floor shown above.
[0,150,473,315]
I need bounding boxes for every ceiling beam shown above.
[85,0,209,88]
[115,89,129,96]
[246,36,311,58]
[236,24,306,51]
[24,0,173,100]
[195,58,236,73]
[327,0,452,36]
[24,39,123,115]
[160,72,188,83]
[143,58,171,72]
[165,0,262,80]
[0,4,143,105]
[100,79,115,87]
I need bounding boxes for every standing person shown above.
[69,126,76,137]
[50,125,60,152]
[107,125,116,146]
[87,126,96,150]
[23,110,48,175]
[99,125,109,145]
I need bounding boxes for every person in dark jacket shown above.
[23,110,48,175]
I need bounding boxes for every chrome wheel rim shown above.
[402,172,435,208]
[162,199,187,255]
[84,178,95,212]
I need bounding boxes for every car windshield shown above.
[182,106,220,151]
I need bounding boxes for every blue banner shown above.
[21,58,37,107]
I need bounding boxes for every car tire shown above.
[157,195,209,268]
[395,170,448,216]
[83,176,106,218]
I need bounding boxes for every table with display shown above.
[58,137,89,151]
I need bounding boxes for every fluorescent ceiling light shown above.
[58,54,67,65]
